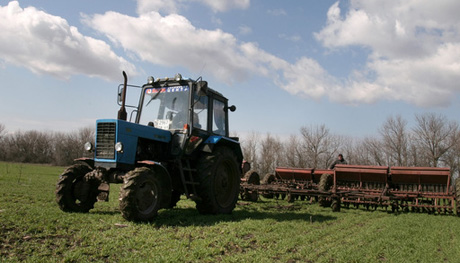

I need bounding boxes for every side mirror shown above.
[196,81,208,96]
[118,87,124,104]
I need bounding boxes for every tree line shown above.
[0,112,459,177]
[0,123,94,166]
[239,113,460,179]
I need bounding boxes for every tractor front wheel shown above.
[196,147,240,214]
[55,164,98,213]
[119,167,171,222]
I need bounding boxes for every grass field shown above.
[1,162,460,262]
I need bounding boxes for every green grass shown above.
[1,162,460,262]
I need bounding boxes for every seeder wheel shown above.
[455,178,460,216]
[331,199,341,212]
[241,170,260,202]
[261,174,276,199]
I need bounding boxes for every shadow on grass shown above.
[148,202,337,227]
[86,198,337,226]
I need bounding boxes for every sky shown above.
[1,0,460,140]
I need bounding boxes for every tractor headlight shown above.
[115,142,124,153]
[175,73,182,81]
[84,142,93,152]
[147,76,154,84]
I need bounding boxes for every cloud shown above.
[267,9,287,16]
[85,11,259,83]
[84,0,460,108]
[315,0,460,107]
[84,7,342,101]
[239,25,252,35]
[0,1,136,80]
[279,34,302,42]
[136,0,250,14]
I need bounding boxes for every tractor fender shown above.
[136,160,172,188]
[202,136,243,163]
[74,157,95,169]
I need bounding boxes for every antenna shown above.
[198,62,206,77]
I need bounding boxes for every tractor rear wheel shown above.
[55,164,98,213]
[241,170,260,202]
[195,147,240,214]
[119,167,171,222]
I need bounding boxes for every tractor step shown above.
[177,159,199,199]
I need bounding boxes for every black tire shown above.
[241,170,260,202]
[318,173,333,207]
[261,174,276,199]
[119,167,172,222]
[56,164,97,213]
[195,147,240,214]
[287,193,297,203]
[332,199,341,212]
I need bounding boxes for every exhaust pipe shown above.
[117,71,128,121]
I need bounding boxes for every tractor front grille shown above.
[96,122,116,159]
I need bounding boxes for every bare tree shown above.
[258,133,283,176]
[282,134,304,167]
[359,136,386,166]
[300,124,341,169]
[4,130,53,163]
[338,136,355,165]
[0,123,5,139]
[412,113,460,167]
[240,131,260,171]
[379,115,409,166]
[52,127,95,166]
[0,123,6,160]
[323,134,347,169]
[442,140,460,180]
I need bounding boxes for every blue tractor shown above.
[55,72,242,221]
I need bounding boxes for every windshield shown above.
[139,85,190,130]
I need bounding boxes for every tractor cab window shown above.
[139,86,190,130]
[213,99,226,136]
[193,93,208,130]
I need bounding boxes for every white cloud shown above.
[84,0,460,108]
[84,9,339,100]
[315,0,460,106]
[0,1,137,81]
[279,34,302,42]
[136,0,250,14]
[267,9,287,16]
[239,25,252,35]
[85,11,259,83]
[136,0,181,14]
[200,0,249,12]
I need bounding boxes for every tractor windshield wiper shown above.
[146,91,161,107]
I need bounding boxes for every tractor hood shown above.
[94,119,171,168]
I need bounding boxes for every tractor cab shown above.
[131,74,237,158]
[136,74,234,136]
